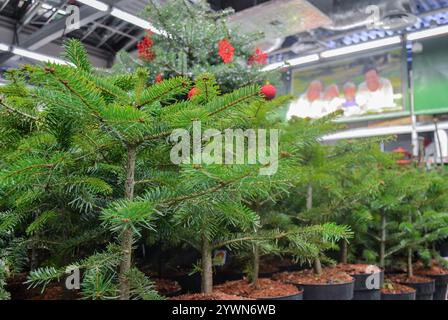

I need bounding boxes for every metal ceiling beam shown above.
[0,0,11,12]
[0,0,121,65]
[18,0,42,28]
[122,29,144,51]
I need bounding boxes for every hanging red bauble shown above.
[218,39,235,64]
[155,74,163,83]
[137,31,156,62]
[261,83,277,101]
[248,48,268,65]
[188,87,200,100]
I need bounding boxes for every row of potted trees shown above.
[152,140,448,300]
[0,0,447,298]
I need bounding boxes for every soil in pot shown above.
[273,268,354,300]
[215,278,303,300]
[389,274,435,300]
[154,278,183,297]
[7,274,80,300]
[381,281,416,300]
[335,264,384,300]
[170,292,252,300]
[414,262,448,300]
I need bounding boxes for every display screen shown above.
[413,37,448,115]
[287,48,406,120]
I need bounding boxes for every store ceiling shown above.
[0,0,447,69]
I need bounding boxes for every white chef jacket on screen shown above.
[286,96,326,119]
[357,78,395,112]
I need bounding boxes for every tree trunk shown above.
[119,145,137,300]
[252,244,260,288]
[313,258,323,275]
[341,240,348,264]
[307,185,322,275]
[407,248,413,278]
[201,233,213,294]
[30,245,37,270]
[306,184,313,211]
[407,212,413,278]
[379,211,386,269]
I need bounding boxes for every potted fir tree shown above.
[386,169,448,300]
[13,40,280,300]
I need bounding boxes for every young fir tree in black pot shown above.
[267,126,362,300]
[386,169,448,300]
[353,157,417,300]
[215,203,352,300]
[115,0,287,289]
[412,171,448,300]
[213,117,353,300]
[0,69,116,299]
[6,40,284,300]
[167,106,353,299]
[318,138,396,300]
[363,165,448,300]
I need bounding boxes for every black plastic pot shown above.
[164,289,184,298]
[351,271,384,300]
[399,279,435,300]
[169,273,202,293]
[381,291,416,300]
[426,274,448,300]
[293,281,355,300]
[259,271,277,279]
[215,272,244,285]
[439,241,448,257]
[278,265,302,273]
[257,291,304,301]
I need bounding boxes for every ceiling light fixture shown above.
[0,43,10,52]
[77,0,165,35]
[320,36,402,58]
[76,0,109,12]
[262,54,319,71]
[407,24,448,41]
[110,8,165,35]
[6,45,71,65]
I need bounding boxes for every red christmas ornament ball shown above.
[261,84,277,101]
[188,87,200,100]
[155,74,163,83]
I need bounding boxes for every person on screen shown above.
[357,68,395,112]
[322,84,344,115]
[341,82,362,116]
[287,80,325,119]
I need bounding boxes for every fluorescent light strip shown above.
[0,43,10,51]
[77,0,165,35]
[263,54,319,71]
[407,24,448,41]
[320,36,402,58]
[41,3,67,15]
[9,46,71,65]
[322,121,448,141]
[76,0,109,12]
[110,8,165,35]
